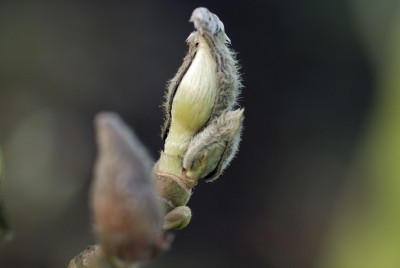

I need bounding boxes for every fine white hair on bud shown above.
[156,7,244,230]
[190,7,225,36]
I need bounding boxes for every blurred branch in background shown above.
[69,113,169,268]
[319,1,400,267]
[0,149,12,245]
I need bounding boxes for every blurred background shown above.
[1,1,400,267]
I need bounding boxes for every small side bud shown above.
[91,112,169,263]
[162,206,192,230]
[183,108,244,181]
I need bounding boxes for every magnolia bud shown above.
[91,112,168,263]
[155,7,244,230]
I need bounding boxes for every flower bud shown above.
[91,112,168,263]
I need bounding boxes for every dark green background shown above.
[0,1,383,267]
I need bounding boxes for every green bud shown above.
[162,206,192,230]
[156,7,244,230]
